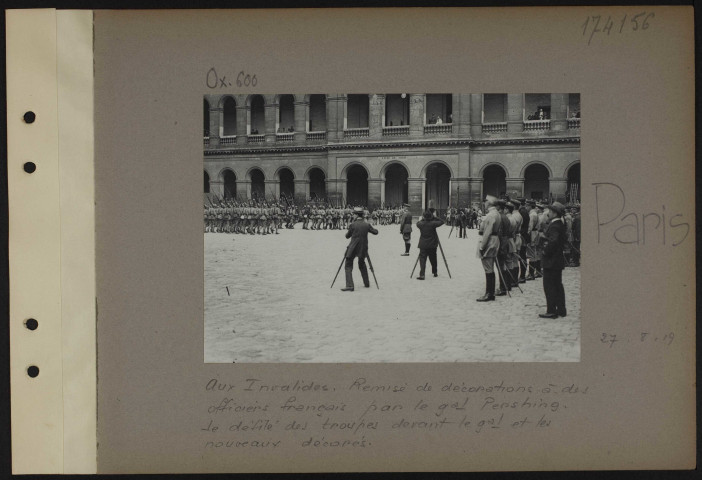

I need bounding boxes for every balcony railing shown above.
[344,127,370,138]
[220,135,237,145]
[276,133,295,142]
[204,136,210,147]
[248,134,265,143]
[382,125,410,136]
[306,131,327,141]
[523,119,550,131]
[424,123,452,134]
[568,118,580,129]
[482,122,507,133]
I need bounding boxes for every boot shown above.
[477,273,495,301]
[360,267,370,288]
[496,271,507,296]
[340,269,354,292]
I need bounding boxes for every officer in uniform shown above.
[415,209,444,280]
[571,207,581,267]
[476,195,502,302]
[399,204,413,256]
[495,199,513,296]
[507,199,523,286]
[341,207,379,292]
[540,202,567,318]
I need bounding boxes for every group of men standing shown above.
[338,194,581,320]
[205,200,418,235]
[477,195,580,319]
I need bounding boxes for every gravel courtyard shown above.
[204,225,580,363]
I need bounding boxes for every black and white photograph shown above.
[203,93,582,363]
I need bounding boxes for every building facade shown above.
[203,93,580,215]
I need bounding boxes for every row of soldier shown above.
[204,199,409,234]
[476,196,581,318]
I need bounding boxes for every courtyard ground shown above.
[204,225,580,363]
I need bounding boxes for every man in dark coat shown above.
[399,204,413,256]
[540,202,567,318]
[571,207,581,267]
[341,207,379,292]
[415,210,444,280]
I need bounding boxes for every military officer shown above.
[476,195,502,302]
[341,207,379,292]
[540,202,568,318]
[399,204,413,256]
[495,199,514,296]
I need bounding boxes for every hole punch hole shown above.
[25,318,38,331]
[23,162,36,174]
[27,366,39,378]
[23,111,36,123]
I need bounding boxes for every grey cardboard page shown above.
[94,8,694,473]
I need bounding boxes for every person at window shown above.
[436,116,443,125]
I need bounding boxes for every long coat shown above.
[542,218,566,270]
[345,218,379,259]
[416,218,444,249]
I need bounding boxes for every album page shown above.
[7,6,695,474]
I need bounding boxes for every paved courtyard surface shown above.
[204,225,580,363]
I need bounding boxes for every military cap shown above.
[512,199,521,208]
[496,199,507,208]
[517,197,526,203]
[506,201,515,209]
[536,202,546,209]
[484,195,498,205]
[353,206,364,215]
[526,199,536,206]
[549,202,566,215]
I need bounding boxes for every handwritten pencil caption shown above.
[200,377,590,451]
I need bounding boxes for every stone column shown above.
[469,94,482,137]
[369,94,385,139]
[209,180,224,198]
[550,93,568,132]
[549,177,568,203]
[264,101,277,143]
[505,177,525,199]
[294,179,310,204]
[407,178,425,216]
[409,94,425,137]
[468,177,483,205]
[325,178,345,205]
[264,180,280,200]
[235,105,249,144]
[294,100,308,143]
[451,177,471,209]
[207,96,222,147]
[367,179,383,209]
[236,180,251,201]
[506,94,524,134]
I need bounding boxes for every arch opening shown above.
[425,162,451,213]
[346,165,368,206]
[222,97,237,136]
[384,163,408,207]
[279,168,294,199]
[250,168,265,199]
[203,98,210,136]
[278,94,294,132]
[250,95,265,134]
[309,94,326,131]
[309,168,326,200]
[204,171,210,194]
[524,163,550,200]
[222,170,237,199]
[482,164,507,198]
[567,162,580,203]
